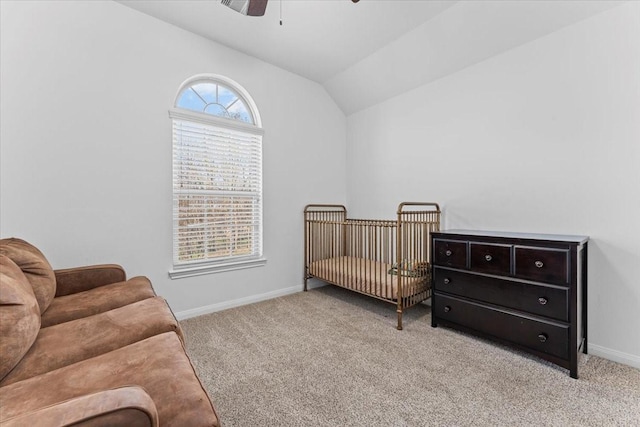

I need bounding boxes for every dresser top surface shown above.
[436,229,589,244]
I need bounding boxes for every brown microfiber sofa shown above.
[0,238,219,426]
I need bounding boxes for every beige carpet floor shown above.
[180,286,640,427]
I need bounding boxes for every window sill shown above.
[168,257,267,280]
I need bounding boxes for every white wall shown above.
[0,1,346,316]
[347,3,640,366]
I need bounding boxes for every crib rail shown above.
[304,202,441,330]
[396,202,441,328]
[304,205,347,269]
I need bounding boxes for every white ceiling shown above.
[117,0,456,83]
[117,0,624,115]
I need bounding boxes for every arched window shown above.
[169,75,265,278]
[175,80,254,123]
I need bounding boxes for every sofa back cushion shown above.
[0,238,56,314]
[0,255,41,381]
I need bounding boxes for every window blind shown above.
[172,119,262,266]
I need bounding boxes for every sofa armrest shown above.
[54,264,127,297]
[1,386,158,427]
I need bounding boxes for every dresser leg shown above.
[570,367,578,379]
[582,244,588,355]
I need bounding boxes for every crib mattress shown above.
[308,256,427,300]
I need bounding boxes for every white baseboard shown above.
[174,281,326,321]
[588,343,640,370]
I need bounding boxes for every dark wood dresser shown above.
[431,230,588,378]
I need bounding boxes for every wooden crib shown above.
[304,202,441,330]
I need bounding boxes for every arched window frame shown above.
[168,74,265,279]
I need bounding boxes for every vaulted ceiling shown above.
[117,0,624,115]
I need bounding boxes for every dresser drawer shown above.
[433,268,568,321]
[470,243,511,275]
[435,294,569,359]
[515,247,569,284]
[433,239,467,269]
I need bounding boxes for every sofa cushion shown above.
[0,238,56,314]
[1,296,184,386]
[0,332,220,427]
[0,256,41,381]
[40,276,156,327]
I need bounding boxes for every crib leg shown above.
[397,309,403,330]
[304,277,308,292]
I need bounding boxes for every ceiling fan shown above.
[221,0,359,17]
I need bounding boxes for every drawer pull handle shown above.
[444,306,451,313]
[443,278,451,285]
[485,254,492,262]
[445,250,452,256]
[538,297,548,305]
[535,260,544,268]
[538,333,548,343]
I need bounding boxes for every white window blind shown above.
[172,119,262,266]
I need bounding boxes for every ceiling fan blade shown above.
[247,0,268,16]
[221,0,268,17]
